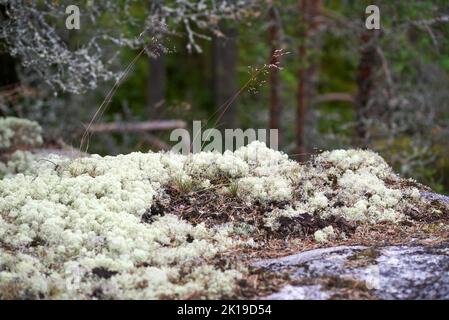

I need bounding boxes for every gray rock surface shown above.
[257,243,449,300]
[263,284,332,300]
[256,191,449,300]
[421,191,449,204]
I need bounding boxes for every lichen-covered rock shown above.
[0,139,443,299]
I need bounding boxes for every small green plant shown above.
[228,180,239,198]
[173,175,194,194]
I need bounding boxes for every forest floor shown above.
[153,182,449,299]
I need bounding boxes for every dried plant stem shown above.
[80,47,146,153]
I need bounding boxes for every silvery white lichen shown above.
[314,226,336,243]
[0,117,43,150]
[0,0,256,93]
[0,134,426,298]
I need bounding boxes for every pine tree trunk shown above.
[212,26,238,129]
[0,52,18,88]
[268,5,282,146]
[296,0,321,161]
[0,5,19,89]
[146,0,166,119]
[354,29,379,147]
[146,52,166,118]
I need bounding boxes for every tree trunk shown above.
[0,52,18,88]
[268,4,282,146]
[145,0,166,119]
[212,26,238,129]
[146,52,166,118]
[296,0,321,161]
[0,5,19,91]
[353,29,380,147]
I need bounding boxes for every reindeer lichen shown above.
[0,140,429,299]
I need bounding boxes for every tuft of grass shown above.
[173,175,194,194]
[228,181,239,198]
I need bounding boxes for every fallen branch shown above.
[141,133,171,151]
[0,84,38,102]
[85,120,187,133]
[313,92,354,104]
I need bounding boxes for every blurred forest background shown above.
[0,0,449,194]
